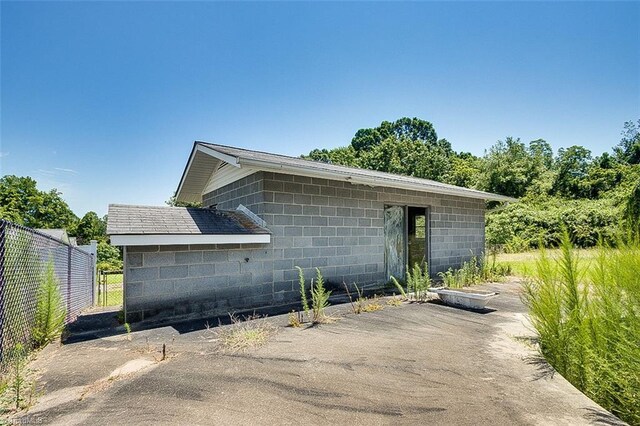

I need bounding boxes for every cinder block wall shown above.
[124,243,274,322]
[126,171,485,322]
[252,172,485,301]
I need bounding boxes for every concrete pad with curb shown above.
[12,280,625,425]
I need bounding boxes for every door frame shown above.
[383,203,431,280]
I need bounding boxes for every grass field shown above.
[98,273,123,306]
[496,248,600,277]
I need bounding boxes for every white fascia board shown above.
[239,158,516,202]
[176,146,198,203]
[110,234,270,247]
[196,144,241,168]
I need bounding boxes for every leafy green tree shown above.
[0,175,78,229]
[443,152,482,188]
[96,241,122,271]
[552,146,593,198]
[75,211,107,244]
[625,179,640,231]
[614,119,640,165]
[584,153,623,198]
[357,137,453,181]
[305,146,360,167]
[350,117,438,152]
[529,139,554,169]
[305,117,455,182]
[165,195,202,208]
[479,137,538,198]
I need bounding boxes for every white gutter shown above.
[110,234,270,246]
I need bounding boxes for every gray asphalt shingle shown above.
[107,205,270,236]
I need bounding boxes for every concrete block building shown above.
[108,142,514,322]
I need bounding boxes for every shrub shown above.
[438,253,510,288]
[32,260,66,348]
[295,266,310,318]
[522,232,640,424]
[405,262,431,300]
[295,267,331,323]
[310,268,331,323]
[486,197,622,251]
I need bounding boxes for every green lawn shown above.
[98,273,123,306]
[496,248,600,277]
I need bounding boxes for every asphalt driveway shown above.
[13,280,624,425]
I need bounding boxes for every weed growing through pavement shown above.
[390,277,407,300]
[32,260,66,349]
[295,266,310,319]
[288,311,303,328]
[124,323,132,341]
[215,314,277,352]
[0,344,40,414]
[343,282,386,314]
[386,297,403,307]
[296,267,333,324]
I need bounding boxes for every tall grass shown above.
[522,231,640,425]
[32,260,66,348]
[438,252,511,289]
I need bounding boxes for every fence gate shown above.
[97,270,123,307]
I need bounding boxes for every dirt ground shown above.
[8,280,624,425]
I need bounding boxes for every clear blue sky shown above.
[1,1,638,217]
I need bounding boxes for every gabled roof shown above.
[107,204,270,246]
[176,142,517,203]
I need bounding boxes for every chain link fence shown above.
[0,220,95,371]
[98,270,123,307]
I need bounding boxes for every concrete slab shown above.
[9,280,624,425]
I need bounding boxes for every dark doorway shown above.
[408,207,428,268]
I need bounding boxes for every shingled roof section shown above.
[107,204,270,236]
[192,142,517,203]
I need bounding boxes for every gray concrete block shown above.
[143,252,175,267]
[128,245,159,253]
[128,267,158,281]
[175,251,203,265]
[160,265,189,279]
[143,280,174,296]
[159,245,189,252]
[285,227,303,236]
[284,204,303,215]
[303,205,320,215]
[128,253,143,267]
[188,263,216,277]
[127,282,143,298]
[203,251,228,262]
[216,262,240,275]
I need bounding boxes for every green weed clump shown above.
[406,262,431,300]
[522,231,640,425]
[438,252,511,289]
[310,268,331,323]
[295,266,310,318]
[295,267,331,324]
[32,260,66,348]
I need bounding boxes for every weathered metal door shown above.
[384,205,405,281]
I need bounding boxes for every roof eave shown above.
[110,233,271,247]
[238,157,517,203]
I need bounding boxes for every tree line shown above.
[305,117,640,250]
[0,176,121,269]
[1,117,638,254]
